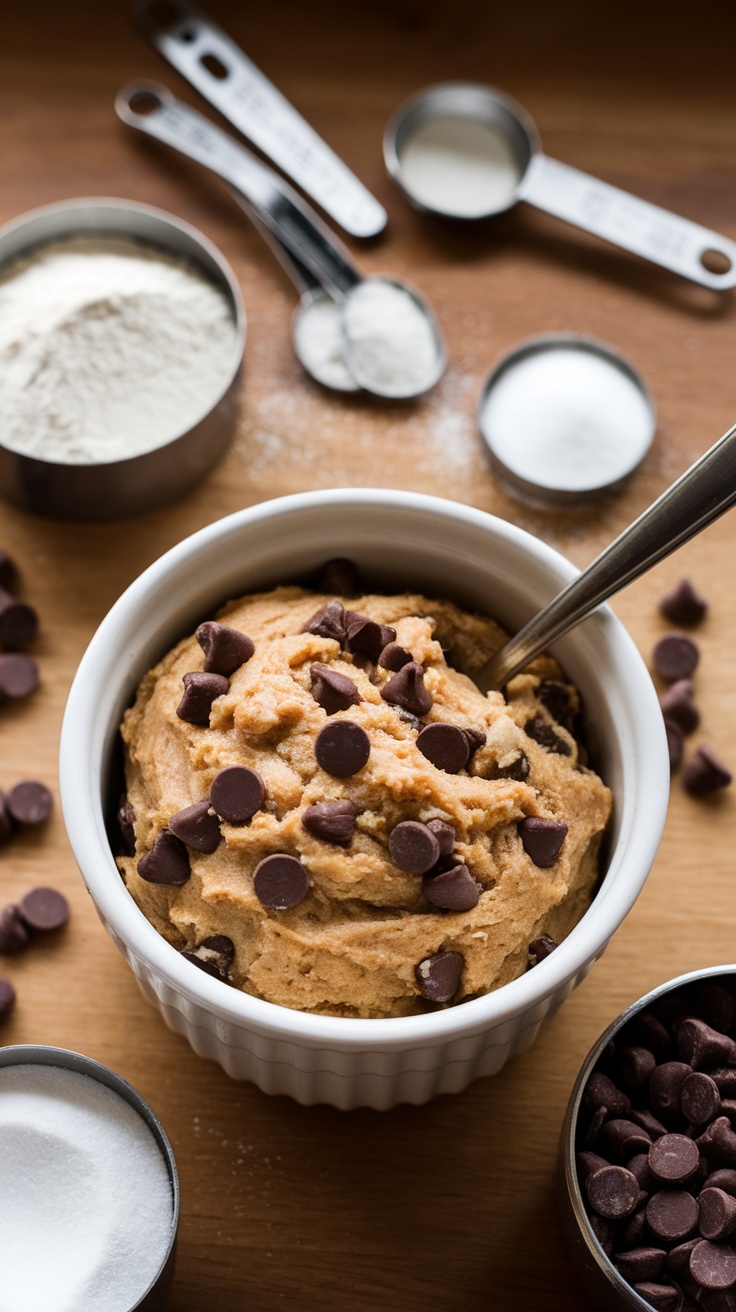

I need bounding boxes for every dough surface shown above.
[118,585,612,1018]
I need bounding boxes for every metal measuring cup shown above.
[385,82,736,290]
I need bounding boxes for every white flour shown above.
[399,116,521,217]
[343,279,441,397]
[0,236,240,464]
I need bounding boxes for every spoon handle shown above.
[476,421,736,692]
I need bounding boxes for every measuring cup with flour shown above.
[385,83,736,290]
[117,83,445,399]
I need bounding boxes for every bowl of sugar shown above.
[0,197,246,520]
[0,1044,179,1311]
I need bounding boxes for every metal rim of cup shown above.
[0,1042,180,1311]
[476,331,656,506]
[560,964,736,1311]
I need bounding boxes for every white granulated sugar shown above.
[480,347,654,492]
[0,236,239,464]
[0,1064,173,1312]
[292,295,357,392]
[343,279,440,397]
[399,117,521,218]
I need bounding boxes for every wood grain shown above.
[1,1,735,1307]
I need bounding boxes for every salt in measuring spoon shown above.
[117,83,445,399]
[385,82,736,290]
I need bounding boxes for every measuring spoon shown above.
[116,82,445,399]
[385,83,736,290]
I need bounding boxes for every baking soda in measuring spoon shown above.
[399,117,521,217]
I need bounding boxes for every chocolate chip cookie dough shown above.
[117,563,611,1018]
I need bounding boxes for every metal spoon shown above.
[476,421,736,692]
[115,82,446,399]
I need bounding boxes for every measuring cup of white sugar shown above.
[477,334,656,505]
[0,1045,179,1312]
[385,83,736,289]
[0,198,246,520]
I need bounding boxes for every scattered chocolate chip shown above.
[0,905,29,954]
[426,819,456,856]
[211,767,266,824]
[381,661,433,717]
[538,679,576,733]
[524,714,571,756]
[169,798,221,853]
[678,1019,736,1070]
[587,1165,641,1219]
[0,975,15,1021]
[528,935,558,965]
[650,1062,693,1123]
[518,816,568,868]
[344,612,396,662]
[314,720,370,778]
[683,747,732,797]
[310,663,362,715]
[378,642,412,671]
[180,934,235,982]
[416,723,470,774]
[176,671,229,726]
[646,1189,699,1242]
[302,799,359,846]
[196,621,254,676]
[660,579,708,627]
[619,1046,657,1091]
[18,887,69,932]
[302,599,347,644]
[661,680,700,735]
[690,1240,736,1290]
[486,751,530,782]
[0,653,39,701]
[631,1282,682,1311]
[117,795,136,855]
[415,950,463,1003]
[422,863,480,911]
[253,854,309,911]
[0,587,38,651]
[0,551,17,592]
[699,1189,736,1242]
[648,1133,700,1184]
[389,820,440,875]
[615,1249,668,1283]
[653,632,700,682]
[682,1073,721,1126]
[318,558,361,597]
[462,727,487,760]
[665,720,684,773]
[137,831,191,886]
[7,780,53,827]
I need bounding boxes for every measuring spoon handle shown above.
[476,420,736,692]
[115,82,361,297]
[518,154,736,290]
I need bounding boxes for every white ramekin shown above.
[60,490,669,1110]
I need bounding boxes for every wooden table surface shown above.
[2,1,736,1307]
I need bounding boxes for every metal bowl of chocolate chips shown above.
[561,965,736,1311]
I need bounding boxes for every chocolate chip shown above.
[0,976,15,1021]
[538,679,576,733]
[169,798,221,853]
[615,1249,668,1282]
[211,767,266,824]
[302,599,348,644]
[646,1189,699,1242]
[697,1118,736,1166]
[176,672,229,726]
[653,632,700,682]
[0,654,39,701]
[180,934,235,982]
[462,727,487,760]
[682,1073,721,1126]
[0,551,17,592]
[0,587,38,651]
[18,887,69,932]
[7,781,53,826]
[621,1208,649,1251]
[628,1153,656,1191]
[518,816,568,867]
[196,621,254,676]
[302,799,359,846]
[378,642,412,671]
[585,1072,632,1116]
[700,987,736,1034]
[712,1072,736,1096]
[683,747,732,797]
[619,1046,657,1091]
[590,1211,617,1255]
[602,1118,653,1160]
[416,723,470,774]
[690,1240,736,1290]
[582,1104,609,1149]
[661,680,700,735]
[486,751,530,782]
[253,854,309,910]
[344,612,396,662]
[699,1189,736,1242]
[415,950,463,1003]
[117,795,136,855]
[318,558,361,597]
[137,831,191,886]
[660,579,708,627]
[631,1283,682,1311]
[587,1165,641,1219]
[648,1133,700,1183]
[314,720,371,778]
[630,1109,669,1140]
[633,1013,673,1062]
[426,819,456,856]
[678,1019,736,1070]
[528,935,558,965]
[389,820,440,875]
[0,906,29,954]
[524,714,571,755]
[578,1151,610,1181]
[422,863,480,911]
[381,661,433,716]
[650,1062,693,1122]
[310,663,362,715]
[705,1173,736,1198]
[665,719,685,773]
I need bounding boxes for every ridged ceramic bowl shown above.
[60,489,669,1109]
